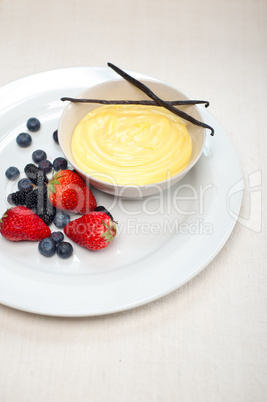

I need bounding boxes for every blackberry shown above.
[25,185,49,212]
[95,205,114,221]
[38,197,56,218]
[38,198,56,225]
[24,163,48,185]
[26,186,56,225]
[37,207,56,226]
[25,188,39,209]
[7,188,33,206]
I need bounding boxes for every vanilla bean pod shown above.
[107,62,214,136]
[61,97,209,108]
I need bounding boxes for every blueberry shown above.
[27,117,41,132]
[38,159,52,174]
[38,237,56,257]
[50,231,64,244]
[32,149,47,163]
[56,242,73,259]
[16,132,32,147]
[53,130,59,144]
[5,166,20,181]
[18,178,33,191]
[7,194,13,204]
[53,157,68,171]
[53,211,70,228]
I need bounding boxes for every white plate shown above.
[0,67,243,317]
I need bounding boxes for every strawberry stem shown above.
[101,220,116,242]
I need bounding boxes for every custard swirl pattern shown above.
[71,105,192,185]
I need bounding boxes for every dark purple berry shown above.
[25,185,56,225]
[27,117,41,132]
[56,242,73,259]
[53,211,70,228]
[50,231,64,244]
[18,178,34,191]
[7,188,33,205]
[53,157,68,171]
[38,237,56,257]
[53,130,59,144]
[37,209,56,226]
[16,133,32,147]
[25,188,39,209]
[24,163,48,185]
[5,166,20,180]
[38,159,52,174]
[32,149,47,163]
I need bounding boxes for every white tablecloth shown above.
[0,0,266,401]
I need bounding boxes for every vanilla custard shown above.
[71,104,192,185]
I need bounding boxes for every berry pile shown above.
[2,116,117,260]
[6,154,73,228]
[7,162,56,226]
[38,231,73,259]
[8,185,56,226]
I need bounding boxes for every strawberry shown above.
[0,206,51,242]
[47,169,97,214]
[64,211,117,251]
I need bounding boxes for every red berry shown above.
[0,206,51,242]
[47,170,97,214]
[64,211,116,251]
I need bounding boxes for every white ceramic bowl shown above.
[58,78,207,198]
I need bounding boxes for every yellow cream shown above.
[71,104,192,185]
